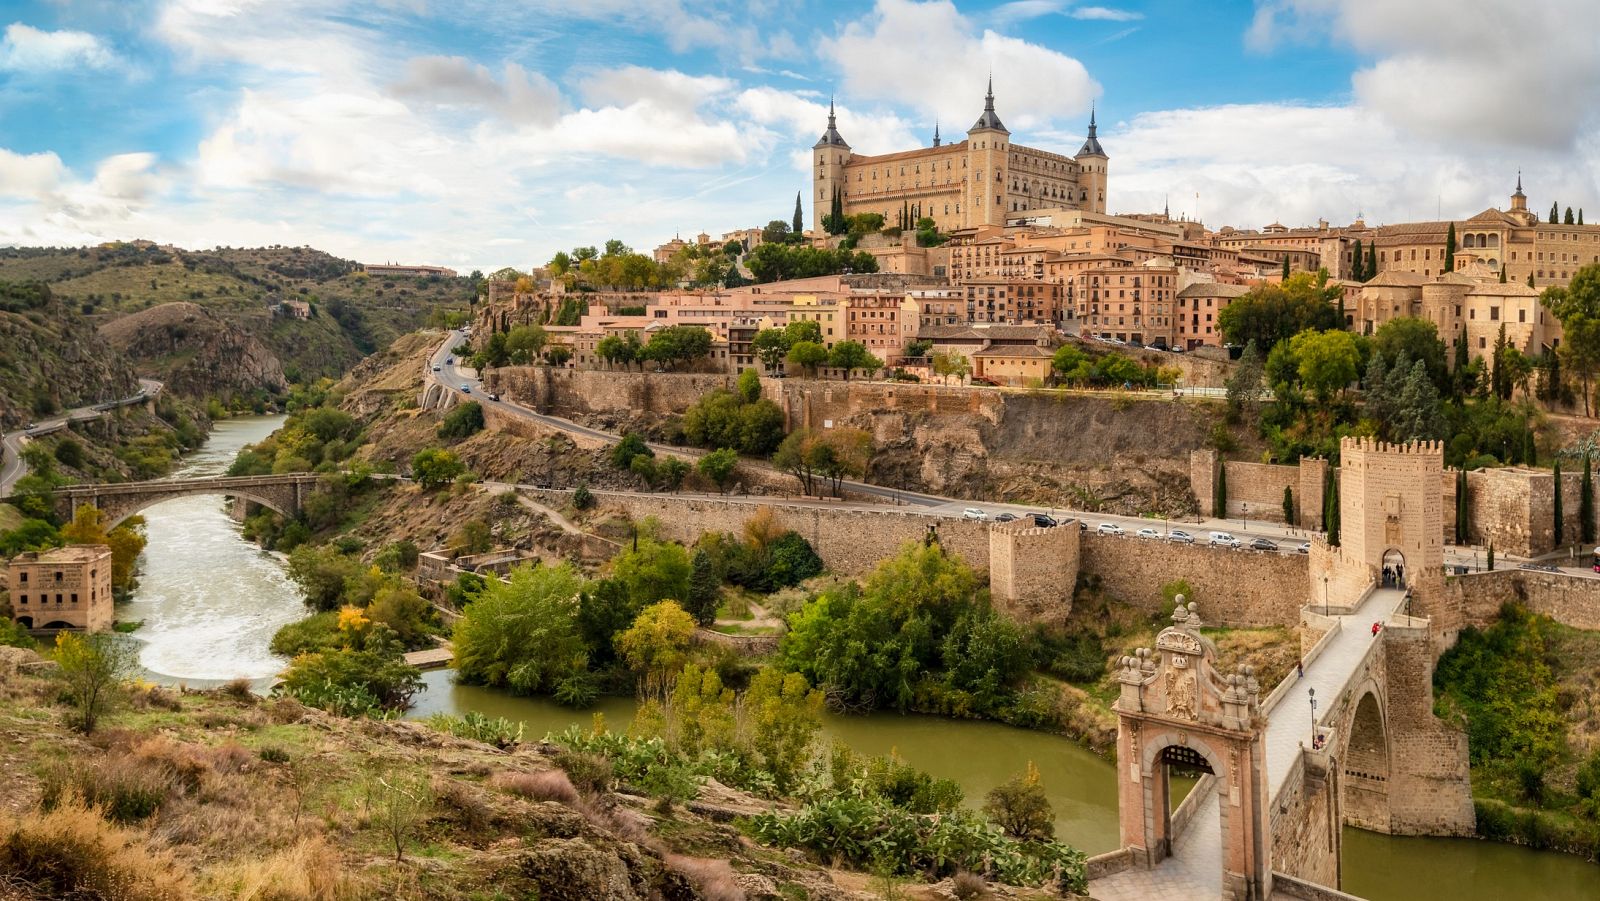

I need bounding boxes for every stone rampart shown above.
[1191,452,1326,530]
[989,522,1079,629]
[1443,568,1600,631]
[486,367,738,419]
[521,488,993,578]
[1269,750,1340,889]
[1460,466,1593,557]
[1078,534,1310,626]
[1381,620,1474,836]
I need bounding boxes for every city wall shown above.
[1442,568,1600,632]
[1191,450,1326,529]
[485,367,740,420]
[1077,534,1309,626]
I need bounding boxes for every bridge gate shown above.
[1114,600,1271,900]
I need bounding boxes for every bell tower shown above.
[1074,106,1109,214]
[965,77,1010,228]
[812,98,850,234]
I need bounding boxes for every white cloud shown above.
[1246,0,1600,151]
[1071,6,1142,21]
[577,67,735,115]
[0,148,68,198]
[820,0,1098,134]
[389,56,560,125]
[0,22,115,72]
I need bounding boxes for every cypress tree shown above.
[1583,452,1595,544]
[1366,240,1378,280]
[1351,241,1363,281]
[793,191,803,235]
[1323,464,1335,533]
[1444,222,1456,272]
[1487,541,1495,571]
[1524,427,1537,465]
[1327,471,1341,547]
[1492,324,1510,399]
[1580,209,1586,225]
[1283,486,1296,526]
[1455,467,1468,544]
[1282,258,1291,280]
[1555,458,1565,546]
[1500,263,1507,283]
[1213,463,1227,517]
[1529,272,1536,288]
[1565,206,1576,225]
[1551,202,1561,224]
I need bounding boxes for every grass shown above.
[113,620,144,633]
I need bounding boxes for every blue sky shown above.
[2,0,1598,271]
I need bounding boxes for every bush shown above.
[437,401,485,441]
[411,446,466,489]
[1044,631,1106,683]
[573,483,595,510]
[611,433,652,470]
[983,763,1055,841]
[53,632,137,733]
[426,711,524,749]
[279,624,423,716]
[555,750,615,795]
[41,754,176,824]
[489,769,579,805]
[453,563,589,698]
[270,611,342,656]
[0,799,193,900]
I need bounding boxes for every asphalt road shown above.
[1,379,162,496]
[425,331,1542,570]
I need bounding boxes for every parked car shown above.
[1079,520,1089,531]
[1167,529,1195,544]
[962,508,987,521]
[431,365,441,372]
[994,512,1018,523]
[1209,531,1241,548]
[1136,527,1161,540]
[1097,522,1125,536]
[446,357,454,365]
[1249,537,1279,552]
[23,422,36,431]
[1030,513,1058,528]
[485,393,500,402]
[459,384,472,393]
[1296,541,1311,555]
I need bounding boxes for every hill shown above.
[98,302,285,404]
[0,243,477,384]
[0,281,138,426]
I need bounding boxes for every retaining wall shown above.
[1079,534,1311,626]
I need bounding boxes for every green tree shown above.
[1216,272,1345,350]
[1391,359,1445,442]
[1373,317,1449,394]
[827,340,882,380]
[1325,464,1341,546]
[613,537,692,608]
[1291,329,1361,401]
[1282,486,1295,525]
[698,447,739,493]
[936,349,975,384]
[743,668,824,792]
[1583,452,1595,545]
[641,326,713,370]
[411,447,465,489]
[596,333,640,369]
[286,544,363,611]
[1542,264,1600,416]
[1281,258,1290,280]
[762,219,792,244]
[504,324,547,364]
[787,340,829,377]
[1214,460,1228,517]
[436,401,484,441]
[983,763,1054,841]
[751,328,791,370]
[1455,467,1469,544]
[611,432,653,469]
[616,600,697,688]
[738,367,762,403]
[686,549,720,626]
[1566,207,1576,225]
[1350,241,1363,282]
[281,622,424,715]
[454,564,589,697]
[1224,340,1264,418]
[1444,222,1456,272]
[793,191,804,235]
[1551,202,1560,224]
[53,631,136,732]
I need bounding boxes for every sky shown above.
[2,0,1598,272]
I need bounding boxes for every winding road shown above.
[1,379,162,496]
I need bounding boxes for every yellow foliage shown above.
[336,605,370,635]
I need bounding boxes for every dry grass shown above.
[487,770,578,805]
[951,870,989,899]
[0,798,193,900]
[200,836,361,901]
[41,754,178,824]
[664,854,746,901]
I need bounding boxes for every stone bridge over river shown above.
[48,474,318,529]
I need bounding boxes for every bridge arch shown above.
[100,489,293,530]
[51,475,313,532]
[1340,685,1393,833]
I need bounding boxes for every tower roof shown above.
[1513,170,1525,199]
[969,77,1009,133]
[1077,105,1106,157]
[814,96,849,149]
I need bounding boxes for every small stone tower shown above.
[965,78,1011,228]
[988,519,1079,630]
[1074,106,1109,215]
[812,98,850,234]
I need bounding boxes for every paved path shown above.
[403,642,453,670]
[1091,588,1407,901]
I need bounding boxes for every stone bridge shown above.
[51,474,319,529]
[1089,438,1475,900]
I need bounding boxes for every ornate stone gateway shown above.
[1114,600,1271,900]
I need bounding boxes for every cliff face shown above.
[99,302,286,400]
[0,288,138,428]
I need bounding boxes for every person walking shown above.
[1297,659,1304,679]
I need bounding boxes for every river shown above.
[120,416,1600,899]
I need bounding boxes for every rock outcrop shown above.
[100,302,286,399]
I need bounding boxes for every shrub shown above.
[951,871,989,900]
[489,769,579,805]
[53,632,137,733]
[41,754,175,824]
[611,433,652,470]
[453,564,588,698]
[258,746,292,764]
[555,749,615,795]
[0,799,193,900]
[270,611,342,656]
[426,711,524,749]
[983,762,1055,841]
[573,483,595,510]
[279,624,423,716]
[437,401,485,441]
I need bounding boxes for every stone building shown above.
[1174,282,1249,349]
[1348,262,1562,363]
[6,545,114,632]
[813,83,1107,234]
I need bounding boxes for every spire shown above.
[814,94,849,149]
[1514,169,1525,197]
[1077,103,1106,157]
[969,76,1008,133]
[933,119,941,147]
[1164,194,1169,218]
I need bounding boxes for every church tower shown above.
[1074,106,1109,214]
[1508,171,1536,226]
[965,78,1011,228]
[812,98,850,234]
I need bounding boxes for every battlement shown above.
[989,520,1080,629]
[1341,437,1446,458]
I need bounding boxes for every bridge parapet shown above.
[51,474,319,529]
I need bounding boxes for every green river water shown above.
[125,416,1600,899]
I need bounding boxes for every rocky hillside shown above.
[0,243,476,382]
[99,302,286,402]
[0,281,137,429]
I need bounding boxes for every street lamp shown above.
[1308,688,1318,745]
[1322,575,1329,617]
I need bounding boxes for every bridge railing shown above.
[55,473,319,492]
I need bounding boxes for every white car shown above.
[1168,529,1195,544]
[1097,522,1125,537]
[962,508,987,521]
[1209,531,1241,548]
[1296,541,1311,555]
[1136,527,1161,540]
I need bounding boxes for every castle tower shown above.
[1507,170,1536,226]
[1074,106,1109,215]
[812,98,851,233]
[965,77,1010,228]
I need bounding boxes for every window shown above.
[1479,337,1486,348]
[1519,309,1526,323]
[1490,307,1499,320]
